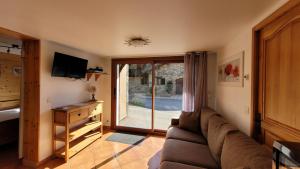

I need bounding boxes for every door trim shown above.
[111,56,183,133]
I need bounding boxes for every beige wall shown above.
[215,0,288,135]
[39,40,111,160]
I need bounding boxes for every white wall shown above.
[215,0,288,135]
[39,40,111,161]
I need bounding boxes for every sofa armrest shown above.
[171,118,179,126]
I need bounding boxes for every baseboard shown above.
[103,125,112,130]
[36,155,54,166]
[22,159,39,168]
[22,155,54,168]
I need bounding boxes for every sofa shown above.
[160,108,272,169]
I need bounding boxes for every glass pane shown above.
[154,63,184,130]
[116,63,152,129]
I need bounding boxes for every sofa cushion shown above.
[166,126,207,144]
[221,132,272,169]
[200,108,218,138]
[160,161,207,169]
[179,111,200,133]
[161,139,219,169]
[207,116,238,164]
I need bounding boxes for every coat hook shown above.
[244,74,249,80]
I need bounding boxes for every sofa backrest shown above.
[200,107,218,138]
[207,115,238,164]
[221,131,272,169]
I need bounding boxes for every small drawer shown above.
[69,109,89,124]
[89,103,103,117]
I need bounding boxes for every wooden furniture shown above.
[52,101,104,162]
[0,119,19,145]
[0,107,20,145]
[273,141,300,168]
[86,72,109,81]
[86,72,102,81]
[252,0,300,147]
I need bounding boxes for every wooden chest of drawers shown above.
[52,101,104,162]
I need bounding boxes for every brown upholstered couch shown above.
[160,108,272,169]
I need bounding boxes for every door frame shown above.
[251,0,300,138]
[111,56,183,134]
[0,27,40,166]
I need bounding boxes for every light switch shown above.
[245,106,250,115]
[47,97,52,103]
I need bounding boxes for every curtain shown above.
[182,51,208,112]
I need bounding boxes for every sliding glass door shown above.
[154,63,184,130]
[115,63,152,129]
[112,58,184,132]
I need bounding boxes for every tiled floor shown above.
[1,131,165,169]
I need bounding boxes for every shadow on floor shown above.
[0,142,21,168]
[93,135,147,169]
[34,132,163,169]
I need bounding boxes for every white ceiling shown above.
[0,0,284,57]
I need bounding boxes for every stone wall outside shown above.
[128,63,184,96]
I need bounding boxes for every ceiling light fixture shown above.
[125,36,151,47]
[0,44,21,53]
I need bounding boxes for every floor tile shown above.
[0,130,165,169]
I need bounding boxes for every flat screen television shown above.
[51,52,88,79]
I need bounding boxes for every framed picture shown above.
[218,51,244,87]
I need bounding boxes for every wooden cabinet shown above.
[52,101,104,162]
[253,1,300,147]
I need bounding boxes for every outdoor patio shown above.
[118,104,181,130]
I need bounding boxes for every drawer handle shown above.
[77,113,81,116]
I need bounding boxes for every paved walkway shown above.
[132,94,182,111]
[119,105,181,130]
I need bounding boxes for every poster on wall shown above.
[218,51,244,87]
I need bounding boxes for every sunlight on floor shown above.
[35,131,165,169]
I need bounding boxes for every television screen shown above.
[51,52,88,79]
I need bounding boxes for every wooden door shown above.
[255,1,300,147]
[176,78,183,94]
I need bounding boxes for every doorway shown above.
[0,36,22,168]
[111,57,184,133]
[0,27,40,167]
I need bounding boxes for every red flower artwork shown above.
[224,64,232,75]
[233,66,239,77]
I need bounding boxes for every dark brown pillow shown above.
[179,111,200,133]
